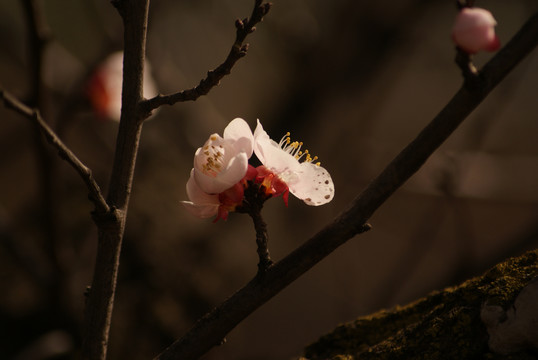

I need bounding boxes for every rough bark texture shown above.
[302,249,538,360]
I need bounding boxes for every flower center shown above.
[278,132,321,166]
[201,136,225,177]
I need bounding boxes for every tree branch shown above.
[249,208,273,275]
[155,11,538,360]
[21,0,50,107]
[140,0,271,114]
[0,88,109,214]
[244,200,273,275]
[81,0,150,359]
[21,0,65,289]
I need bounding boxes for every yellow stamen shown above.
[279,131,322,164]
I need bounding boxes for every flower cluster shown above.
[181,118,334,221]
[452,7,500,54]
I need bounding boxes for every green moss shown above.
[303,249,538,360]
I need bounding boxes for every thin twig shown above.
[21,0,63,281]
[0,88,109,214]
[248,206,273,275]
[239,181,274,274]
[21,0,50,106]
[140,0,272,114]
[155,11,538,360]
[455,47,479,81]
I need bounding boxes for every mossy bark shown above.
[302,249,538,360]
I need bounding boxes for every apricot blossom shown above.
[193,118,254,194]
[253,120,334,206]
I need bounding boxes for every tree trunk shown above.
[302,249,538,360]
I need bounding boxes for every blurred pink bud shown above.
[452,8,500,54]
[87,51,158,121]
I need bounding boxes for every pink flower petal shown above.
[452,8,499,54]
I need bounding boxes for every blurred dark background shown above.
[1,0,537,359]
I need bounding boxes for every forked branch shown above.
[140,0,272,113]
[0,88,109,214]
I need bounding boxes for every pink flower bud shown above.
[452,8,500,54]
[87,51,158,121]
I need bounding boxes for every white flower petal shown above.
[218,152,249,186]
[254,119,300,173]
[253,119,335,205]
[223,118,254,157]
[193,168,229,194]
[253,119,270,164]
[289,162,334,206]
[181,201,219,218]
[192,133,241,194]
[193,133,224,174]
[182,170,219,218]
[193,145,207,175]
[192,119,255,195]
[186,169,219,204]
[194,152,248,194]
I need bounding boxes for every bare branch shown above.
[249,208,273,275]
[21,0,50,106]
[455,47,479,81]
[140,0,272,114]
[21,0,65,278]
[81,0,150,358]
[0,88,109,214]
[155,11,538,360]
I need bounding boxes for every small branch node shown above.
[456,0,474,9]
[1,87,110,214]
[141,0,271,112]
[455,48,481,88]
[235,19,244,30]
[91,207,122,231]
[360,223,372,234]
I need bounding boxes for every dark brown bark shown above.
[81,1,150,359]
